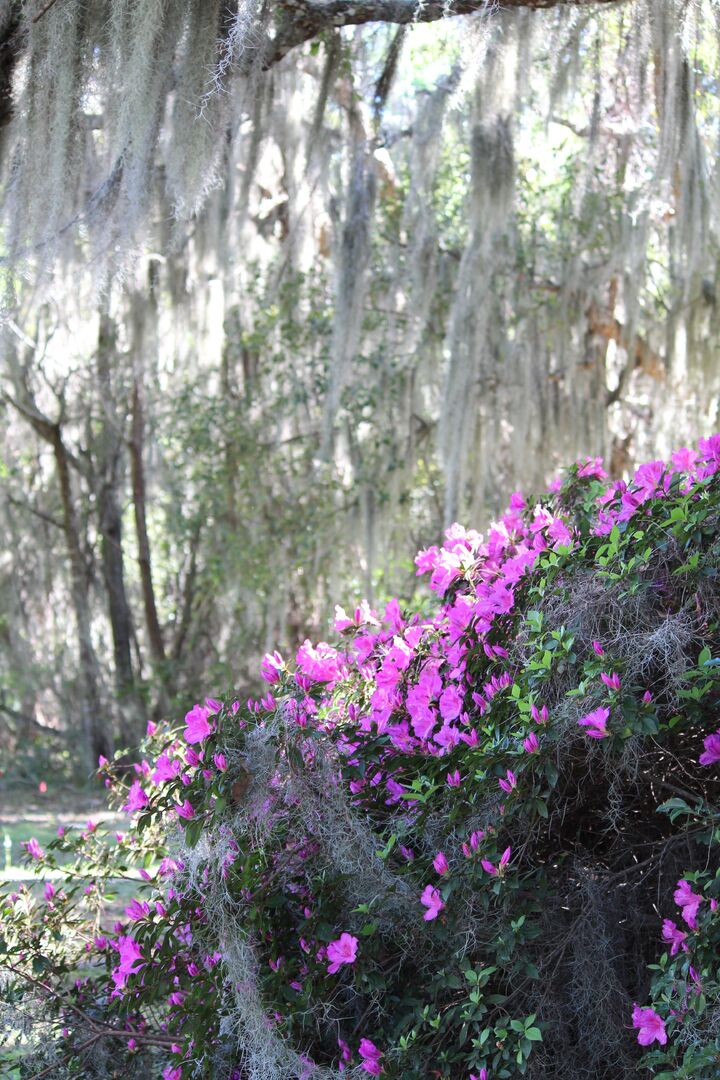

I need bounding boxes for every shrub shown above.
[2,438,720,1079]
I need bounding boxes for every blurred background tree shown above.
[1,0,719,776]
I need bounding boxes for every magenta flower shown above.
[600,671,621,691]
[183,704,212,744]
[592,640,604,657]
[530,704,548,724]
[523,731,539,754]
[446,769,461,788]
[433,851,449,875]
[674,879,702,928]
[260,650,284,684]
[123,780,149,814]
[661,919,687,956]
[699,730,720,765]
[24,837,44,860]
[498,769,516,794]
[420,885,445,921]
[642,690,653,704]
[439,684,463,721]
[672,446,698,472]
[125,898,150,921]
[326,933,358,974]
[358,1038,383,1076]
[482,848,511,876]
[112,935,144,990]
[577,706,610,738]
[152,752,179,784]
[631,1004,667,1046]
[43,882,56,902]
[213,753,227,772]
[175,799,195,820]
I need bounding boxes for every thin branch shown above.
[32,0,61,25]
[6,492,65,531]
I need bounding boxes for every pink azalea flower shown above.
[175,799,195,820]
[674,879,702,928]
[591,640,604,657]
[600,671,621,691]
[439,684,463,721]
[43,882,56,902]
[123,780,149,814]
[24,837,44,860]
[446,769,461,788]
[261,650,284,683]
[482,846,511,877]
[661,919,687,956]
[125,898,150,921]
[420,884,445,921]
[631,1004,667,1046]
[183,704,212,744]
[530,704,548,724]
[699,730,720,765]
[151,752,180,785]
[358,1038,383,1076]
[498,769,516,794]
[672,447,698,472]
[114,935,144,983]
[523,731,539,754]
[296,639,342,684]
[213,753,227,772]
[433,851,449,875]
[577,706,610,738]
[326,933,359,974]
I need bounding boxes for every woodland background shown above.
[1,0,719,777]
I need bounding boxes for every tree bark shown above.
[49,421,112,767]
[270,0,620,65]
[95,312,147,744]
[130,377,167,671]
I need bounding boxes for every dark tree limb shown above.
[130,377,166,672]
[270,0,621,65]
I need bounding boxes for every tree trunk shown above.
[96,311,147,745]
[49,423,112,767]
[130,373,169,692]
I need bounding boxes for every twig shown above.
[32,0,60,24]
[1,959,178,1071]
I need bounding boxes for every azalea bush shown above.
[2,438,720,1079]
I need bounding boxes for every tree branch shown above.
[32,0,61,25]
[270,0,620,67]
[279,0,616,30]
